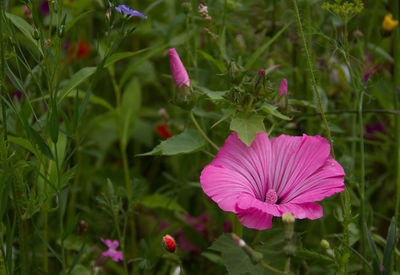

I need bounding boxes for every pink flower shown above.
[168,48,190,89]
[258,68,265,75]
[200,132,345,230]
[279,78,288,96]
[100,238,123,262]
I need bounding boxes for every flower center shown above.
[265,189,278,204]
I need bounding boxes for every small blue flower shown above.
[115,4,147,19]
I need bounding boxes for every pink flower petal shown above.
[279,78,288,96]
[206,132,271,200]
[199,132,345,230]
[102,250,123,262]
[168,48,190,89]
[110,240,119,249]
[100,238,114,248]
[236,194,322,224]
[288,156,345,203]
[201,165,256,212]
[269,134,331,204]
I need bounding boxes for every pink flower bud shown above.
[279,78,288,97]
[258,68,265,75]
[168,48,190,90]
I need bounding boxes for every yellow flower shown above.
[382,13,399,33]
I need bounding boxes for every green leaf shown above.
[296,249,334,263]
[230,115,266,146]
[35,90,113,111]
[138,129,206,156]
[5,13,43,55]
[120,45,167,87]
[140,194,186,212]
[104,49,150,68]
[383,217,396,273]
[62,214,80,241]
[212,108,235,129]
[196,86,228,101]
[64,10,94,33]
[199,50,227,72]
[183,226,209,250]
[259,102,291,121]
[288,99,317,109]
[209,234,264,275]
[5,64,25,93]
[7,136,38,155]
[120,78,141,148]
[244,24,289,69]
[58,67,96,103]
[49,103,59,144]
[25,124,54,160]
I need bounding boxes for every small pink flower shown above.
[100,238,123,262]
[279,78,288,96]
[200,132,345,230]
[258,68,265,75]
[168,48,190,89]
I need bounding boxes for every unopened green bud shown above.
[33,27,40,40]
[182,1,192,13]
[282,212,295,240]
[320,239,330,250]
[282,212,295,224]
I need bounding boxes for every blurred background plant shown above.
[0,0,399,274]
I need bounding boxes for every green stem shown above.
[291,0,335,158]
[260,260,286,275]
[392,0,400,271]
[113,212,129,275]
[0,0,6,142]
[190,110,219,151]
[358,89,366,273]
[110,63,137,260]
[55,144,66,274]
[231,215,243,238]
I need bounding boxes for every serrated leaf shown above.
[260,102,291,121]
[138,129,206,156]
[140,194,186,212]
[230,116,265,146]
[120,78,141,148]
[209,234,264,275]
[196,86,228,101]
